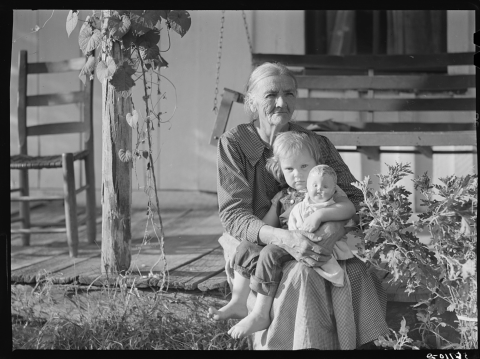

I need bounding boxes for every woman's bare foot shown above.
[227,311,270,339]
[207,301,248,321]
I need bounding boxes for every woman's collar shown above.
[251,120,293,148]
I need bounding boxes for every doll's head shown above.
[306,165,337,204]
[266,131,322,191]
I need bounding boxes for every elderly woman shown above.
[215,62,389,350]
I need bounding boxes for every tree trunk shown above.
[100,10,132,275]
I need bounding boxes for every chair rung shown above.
[11,227,67,234]
[11,188,21,192]
[11,195,64,202]
[75,184,88,195]
[30,221,67,228]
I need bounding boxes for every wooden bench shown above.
[210,52,476,161]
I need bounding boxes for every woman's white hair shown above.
[243,62,298,120]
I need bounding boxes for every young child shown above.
[288,164,355,287]
[208,131,356,339]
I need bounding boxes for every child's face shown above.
[307,172,336,203]
[280,149,317,191]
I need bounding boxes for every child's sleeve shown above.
[261,190,284,228]
[288,204,301,230]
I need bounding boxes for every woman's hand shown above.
[277,229,332,267]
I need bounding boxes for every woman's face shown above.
[280,148,317,191]
[249,75,296,128]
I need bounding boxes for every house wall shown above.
[10,10,476,209]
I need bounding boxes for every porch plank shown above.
[55,256,102,285]
[77,209,223,286]
[129,208,191,241]
[10,201,225,291]
[166,247,225,290]
[11,247,71,271]
[11,251,100,284]
[130,234,222,275]
[198,271,228,292]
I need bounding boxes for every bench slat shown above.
[296,74,475,91]
[295,98,475,112]
[299,121,475,132]
[253,52,474,71]
[320,131,476,146]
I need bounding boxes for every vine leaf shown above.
[66,10,78,37]
[79,55,96,85]
[126,109,138,128]
[139,43,160,61]
[142,150,149,159]
[78,19,101,55]
[110,60,136,91]
[113,10,129,17]
[168,10,191,37]
[118,149,132,163]
[159,10,170,20]
[130,10,162,36]
[121,30,138,49]
[156,56,168,69]
[138,28,160,46]
[96,57,116,83]
[108,14,131,41]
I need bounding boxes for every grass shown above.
[11,273,249,350]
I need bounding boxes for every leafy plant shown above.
[351,163,477,349]
[374,317,425,350]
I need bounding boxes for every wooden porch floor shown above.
[10,193,429,302]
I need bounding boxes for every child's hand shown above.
[271,190,284,206]
[301,215,321,233]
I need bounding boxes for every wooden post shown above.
[100,10,132,275]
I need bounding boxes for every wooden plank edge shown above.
[197,271,228,292]
[180,268,226,291]
[164,245,223,272]
[11,250,70,271]
[11,253,101,284]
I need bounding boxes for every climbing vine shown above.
[66,10,191,287]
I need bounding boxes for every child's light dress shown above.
[288,186,355,287]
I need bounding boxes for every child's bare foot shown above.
[207,301,248,321]
[227,311,270,339]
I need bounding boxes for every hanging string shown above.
[212,10,225,114]
[241,10,253,56]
